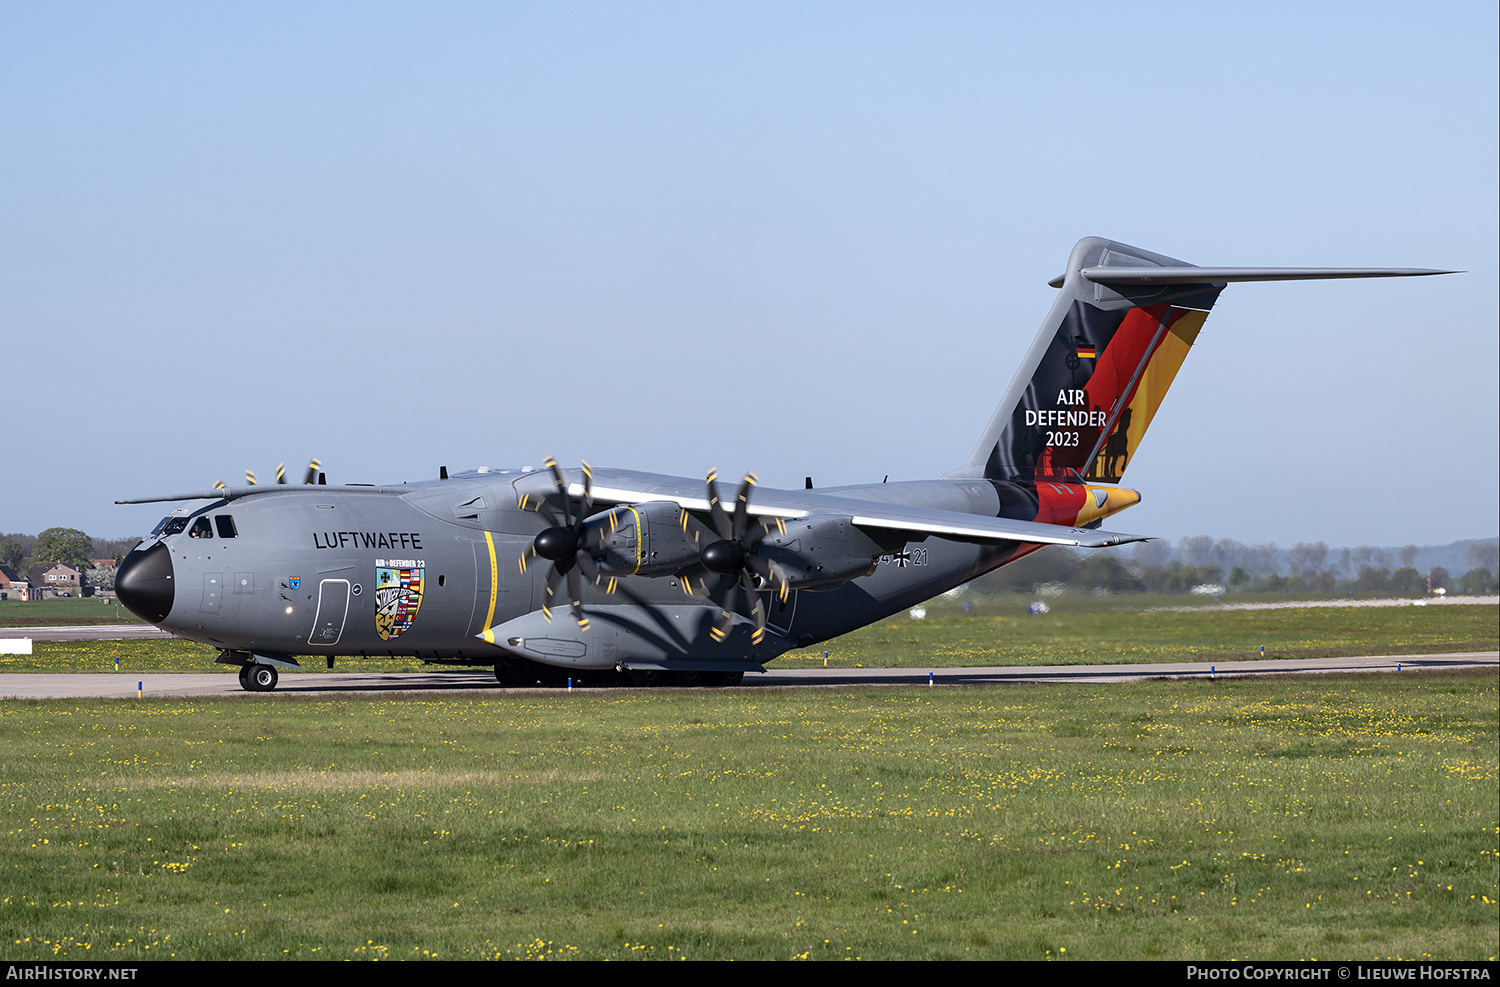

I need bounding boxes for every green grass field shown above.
[0,598,142,628]
[782,599,1499,668]
[0,673,1494,961]
[2,601,1494,675]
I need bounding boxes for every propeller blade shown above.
[566,566,588,629]
[303,459,321,485]
[732,472,756,539]
[699,468,775,644]
[710,579,737,643]
[276,463,287,484]
[522,457,606,631]
[245,470,257,486]
[744,574,767,645]
[541,566,564,623]
[706,469,732,539]
[544,456,573,525]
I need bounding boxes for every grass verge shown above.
[1,671,1495,960]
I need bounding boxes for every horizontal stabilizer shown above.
[1076,266,1456,287]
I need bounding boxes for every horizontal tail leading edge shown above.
[951,237,1454,486]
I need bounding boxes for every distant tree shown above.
[1356,566,1391,593]
[1456,568,1498,595]
[1467,542,1499,573]
[0,540,23,570]
[1289,542,1329,582]
[1162,562,1200,594]
[1130,540,1171,569]
[1427,567,1450,592]
[90,535,146,561]
[1390,567,1424,594]
[31,528,95,569]
[972,546,1080,593]
[1400,544,1419,568]
[1177,535,1215,568]
[1075,554,1144,593]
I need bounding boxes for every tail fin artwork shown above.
[951,236,1453,485]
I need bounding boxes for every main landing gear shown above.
[238,663,279,692]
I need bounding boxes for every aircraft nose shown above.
[115,542,175,624]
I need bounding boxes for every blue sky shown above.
[2,2,1495,548]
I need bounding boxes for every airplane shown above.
[112,236,1453,691]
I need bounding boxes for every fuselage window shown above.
[214,515,238,539]
[188,517,214,539]
[161,517,189,536]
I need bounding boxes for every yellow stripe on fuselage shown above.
[481,531,498,643]
[623,505,642,574]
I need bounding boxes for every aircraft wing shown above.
[778,497,1143,547]
[571,471,1146,548]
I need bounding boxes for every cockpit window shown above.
[151,517,171,536]
[160,517,189,536]
[188,517,214,539]
[214,515,238,539]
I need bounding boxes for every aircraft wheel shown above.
[245,664,278,692]
[629,669,663,688]
[705,671,744,687]
[237,665,251,689]
[674,670,703,688]
[494,660,527,686]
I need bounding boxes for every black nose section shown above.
[116,542,175,624]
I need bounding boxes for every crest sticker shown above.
[374,564,424,641]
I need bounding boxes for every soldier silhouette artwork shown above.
[1103,408,1133,478]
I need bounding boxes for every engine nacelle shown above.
[755,514,882,591]
[592,501,706,576]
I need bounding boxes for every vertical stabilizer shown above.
[949,237,1224,484]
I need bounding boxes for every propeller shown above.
[690,469,788,646]
[517,458,611,628]
[243,459,324,486]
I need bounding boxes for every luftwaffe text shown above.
[312,531,424,551]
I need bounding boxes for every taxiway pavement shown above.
[1,651,1493,698]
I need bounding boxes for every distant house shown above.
[33,563,83,598]
[0,564,29,601]
[90,558,119,569]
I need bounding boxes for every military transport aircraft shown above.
[113,237,1451,690]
